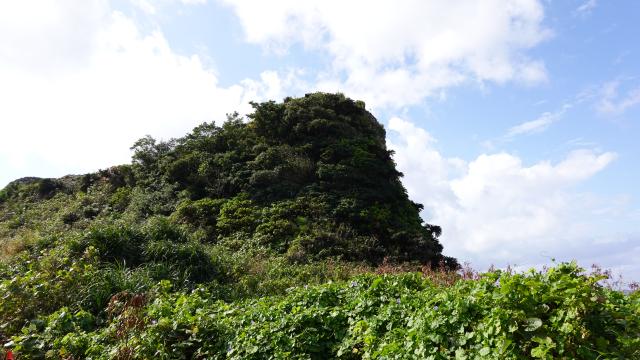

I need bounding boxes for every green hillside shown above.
[0,93,637,359]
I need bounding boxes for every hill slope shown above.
[0,93,454,267]
[1,93,637,359]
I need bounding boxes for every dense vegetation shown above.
[0,93,638,359]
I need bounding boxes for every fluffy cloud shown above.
[221,0,551,108]
[386,117,639,277]
[0,1,285,187]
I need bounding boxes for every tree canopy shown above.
[126,93,455,267]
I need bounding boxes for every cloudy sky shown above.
[1,0,639,281]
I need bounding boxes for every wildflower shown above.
[433,305,439,310]
[396,298,401,304]
[350,281,358,288]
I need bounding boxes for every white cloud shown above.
[575,0,597,16]
[0,0,109,73]
[386,117,637,277]
[596,80,640,115]
[0,1,285,188]
[489,88,597,146]
[238,69,309,107]
[506,103,571,137]
[479,101,573,150]
[130,0,209,15]
[130,0,157,14]
[507,111,559,137]
[221,0,552,109]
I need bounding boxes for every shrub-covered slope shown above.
[0,93,453,266]
[0,93,637,359]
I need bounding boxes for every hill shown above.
[0,93,638,359]
[0,93,454,267]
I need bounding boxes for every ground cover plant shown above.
[5,263,640,359]
[0,93,637,359]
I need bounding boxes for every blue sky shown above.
[1,0,639,282]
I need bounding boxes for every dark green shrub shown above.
[216,196,260,236]
[0,188,8,203]
[78,224,145,266]
[37,178,60,198]
[254,218,296,251]
[173,197,225,233]
[81,204,101,219]
[142,216,189,243]
[109,186,131,211]
[126,184,178,218]
[143,241,217,283]
[61,211,80,225]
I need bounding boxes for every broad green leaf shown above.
[524,317,542,332]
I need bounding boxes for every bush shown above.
[142,241,217,283]
[216,196,260,236]
[109,186,131,211]
[142,216,190,243]
[172,197,225,240]
[77,224,146,266]
[37,179,61,198]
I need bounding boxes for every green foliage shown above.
[216,195,261,236]
[0,245,98,334]
[109,186,131,211]
[120,93,453,266]
[13,308,96,358]
[69,218,218,283]
[10,263,640,359]
[5,93,636,358]
[77,224,146,265]
[173,198,225,229]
